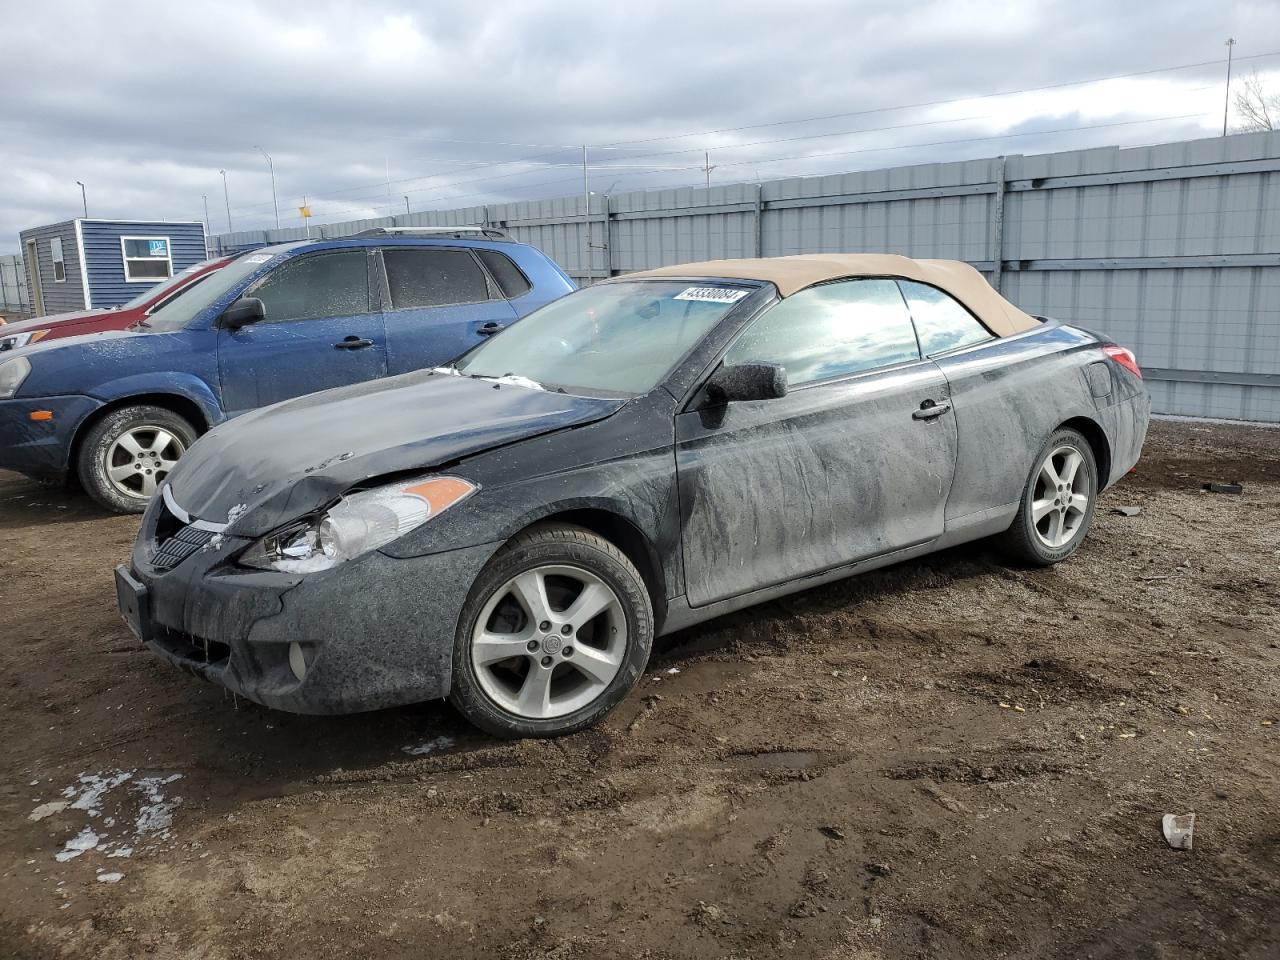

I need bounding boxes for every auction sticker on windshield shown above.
[673,287,750,304]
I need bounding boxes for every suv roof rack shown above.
[351,226,512,241]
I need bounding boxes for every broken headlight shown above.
[240,475,478,574]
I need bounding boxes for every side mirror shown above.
[705,362,788,404]
[221,297,265,329]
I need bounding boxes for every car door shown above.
[675,278,960,608]
[377,246,520,374]
[217,249,387,414]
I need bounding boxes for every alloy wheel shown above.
[1031,444,1091,549]
[104,426,185,500]
[470,563,627,720]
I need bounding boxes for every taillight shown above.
[1103,344,1142,379]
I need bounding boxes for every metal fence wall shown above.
[0,253,30,312]
[215,130,1280,423]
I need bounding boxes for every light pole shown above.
[75,181,87,218]
[1223,38,1236,136]
[219,169,233,232]
[202,195,212,256]
[253,145,280,229]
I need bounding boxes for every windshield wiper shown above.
[132,319,151,329]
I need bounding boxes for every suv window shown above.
[723,278,920,386]
[384,248,490,309]
[897,280,993,355]
[250,251,370,323]
[476,249,532,298]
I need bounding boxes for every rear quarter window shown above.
[476,249,532,299]
[897,280,994,355]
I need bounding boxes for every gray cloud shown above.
[2,0,1277,247]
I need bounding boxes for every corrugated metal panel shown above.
[16,221,84,315]
[213,130,1280,421]
[78,220,207,308]
[0,254,32,311]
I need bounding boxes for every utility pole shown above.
[75,180,87,218]
[403,196,411,215]
[219,169,232,232]
[202,195,211,256]
[581,145,591,285]
[1223,38,1236,136]
[253,146,280,228]
[702,151,716,189]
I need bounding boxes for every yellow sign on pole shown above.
[299,205,312,219]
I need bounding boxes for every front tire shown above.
[449,523,654,739]
[1000,427,1098,566]
[76,405,196,514]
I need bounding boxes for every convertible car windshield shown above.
[455,279,756,395]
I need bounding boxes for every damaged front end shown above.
[119,481,499,714]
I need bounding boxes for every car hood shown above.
[166,370,628,536]
[0,308,111,336]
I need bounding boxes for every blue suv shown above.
[0,229,574,512]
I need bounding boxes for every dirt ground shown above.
[2,418,1278,960]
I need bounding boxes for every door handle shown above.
[334,336,374,350]
[912,399,952,420]
[477,321,506,336]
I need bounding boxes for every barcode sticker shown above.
[673,286,749,304]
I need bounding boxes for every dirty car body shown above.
[117,254,1150,730]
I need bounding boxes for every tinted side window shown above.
[384,248,490,308]
[250,252,370,323]
[723,279,920,386]
[476,249,532,298]
[898,280,993,355]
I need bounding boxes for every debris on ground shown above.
[1162,812,1196,850]
[1202,482,1244,495]
[1112,506,1143,516]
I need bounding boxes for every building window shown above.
[50,237,66,282]
[121,236,173,281]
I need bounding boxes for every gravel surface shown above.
[1,418,1278,959]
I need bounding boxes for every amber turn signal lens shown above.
[29,409,54,421]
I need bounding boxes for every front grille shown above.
[153,524,217,570]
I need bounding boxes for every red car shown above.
[0,256,232,352]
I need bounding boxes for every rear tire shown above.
[449,523,653,739]
[76,405,196,514]
[1000,427,1098,567]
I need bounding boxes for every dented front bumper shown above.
[123,518,501,714]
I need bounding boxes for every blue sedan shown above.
[0,231,574,511]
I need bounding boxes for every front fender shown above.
[88,372,226,428]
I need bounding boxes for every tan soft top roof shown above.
[618,254,1038,338]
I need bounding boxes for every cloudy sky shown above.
[2,0,1278,249]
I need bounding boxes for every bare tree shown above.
[1234,70,1279,132]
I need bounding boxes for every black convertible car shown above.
[116,254,1149,738]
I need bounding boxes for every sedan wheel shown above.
[76,404,198,514]
[1000,427,1098,566]
[105,426,186,500]
[450,523,653,739]
[1031,445,1092,549]
[471,564,627,720]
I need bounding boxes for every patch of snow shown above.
[96,872,124,884]
[55,828,100,862]
[226,503,248,525]
[401,735,456,757]
[133,775,183,840]
[429,366,461,376]
[67,771,133,817]
[29,800,68,822]
[492,374,544,391]
[666,667,681,675]
[107,846,133,859]
[202,532,226,552]
[273,554,335,574]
